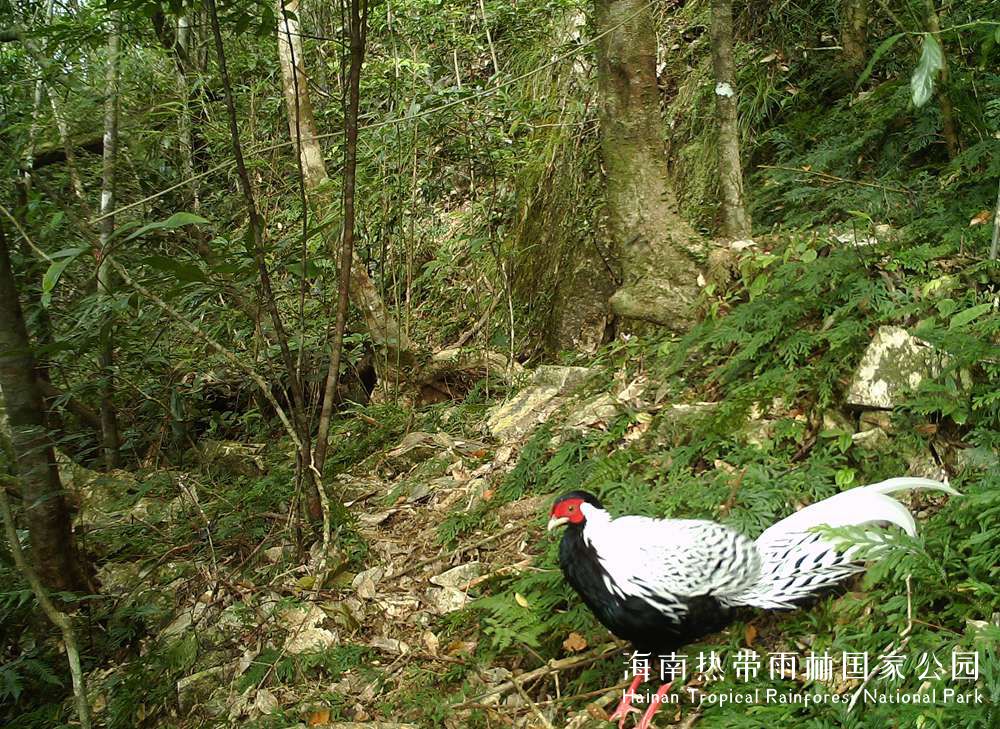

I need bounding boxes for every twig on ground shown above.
[509,669,554,728]
[454,642,620,708]
[758,164,910,195]
[392,524,521,580]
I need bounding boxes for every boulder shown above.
[846,327,948,409]
[486,366,592,439]
[198,440,265,477]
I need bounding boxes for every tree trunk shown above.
[0,225,89,593]
[276,0,411,361]
[175,15,201,211]
[311,0,367,475]
[206,0,317,519]
[840,0,868,76]
[98,13,122,469]
[596,0,700,328]
[922,0,959,159]
[710,0,751,239]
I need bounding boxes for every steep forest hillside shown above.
[1,0,998,727]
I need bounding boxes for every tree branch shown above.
[0,477,91,729]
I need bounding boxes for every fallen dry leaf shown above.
[515,592,530,608]
[744,624,758,647]
[563,632,588,652]
[305,707,331,726]
[969,210,992,226]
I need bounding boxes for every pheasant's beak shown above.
[547,516,569,531]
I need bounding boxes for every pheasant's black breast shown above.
[558,524,735,654]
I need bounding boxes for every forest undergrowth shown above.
[1,0,998,727]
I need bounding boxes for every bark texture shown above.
[840,0,869,75]
[0,227,88,593]
[596,0,700,328]
[710,0,751,238]
[207,0,317,519]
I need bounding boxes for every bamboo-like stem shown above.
[0,478,91,729]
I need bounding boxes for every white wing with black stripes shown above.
[579,504,763,620]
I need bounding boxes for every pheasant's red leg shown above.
[607,671,646,728]
[635,682,673,729]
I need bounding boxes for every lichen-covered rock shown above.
[426,586,470,614]
[565,393,621,430]
[198,440,266,477]
[486,366,592,439]
[430,561,481,589]
[846,327,947,409]
[852,427,889,450]
[528,365,591,390]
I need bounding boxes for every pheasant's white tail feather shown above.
[731,477,957,609]
[756,477,957,545]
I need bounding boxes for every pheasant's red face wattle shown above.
[548,497,586,528]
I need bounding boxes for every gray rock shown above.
[426,586,470,614]
[846,327,947,409]
[822,409,855,433]
[565,393,621,430]
[486,366,593,439]
[177,664,229,714]
[486,385,563,439]
[852,427,889,450]
[529,365,591,390]
[430,561,481,588]
[859,410,893,432]
[199,440,266,477]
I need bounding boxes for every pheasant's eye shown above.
[567,505,575,512]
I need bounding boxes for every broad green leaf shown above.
[285,260,321,278]
[911,34,944,108]
[748,273,770,299]
[936,298,957,317]
[40,247,87,307]
[123,212,210,243]
[855,33,905,88]
[949,302,992,329]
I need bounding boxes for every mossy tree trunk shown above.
[596,0,700,328]
[710,0,751,239]
[0,226,89,593]
[840,0,868,76]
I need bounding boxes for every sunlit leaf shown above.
[911,34,944,108]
